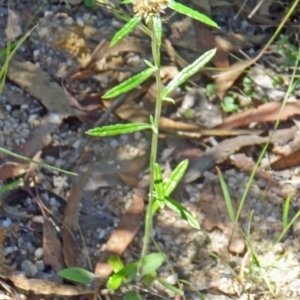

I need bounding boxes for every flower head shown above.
[133,0,169,19]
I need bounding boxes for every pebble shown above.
[35,260,45,271]
[34,247,44,260]
[2,218,12,227]
[21,260,38,277]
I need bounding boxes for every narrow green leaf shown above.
[0,147,77,176]
[124,291,142,300]
[156,278,184,295]
[164,159,188,197]
[165,197,200,230]
[121,0,133,3]
[217,167,235,222]
[152,199,160,215]
[0,179,22,194]
[142,273,156,286]
[108,255,124,273]
[86,123,152,137]
[283,193,291,229]
[141,253,165,277]
[162,48,216,98]
[169,1,219,28]
[163,97,175,104]
[154,163,165,207]
[59,267,95,285]
[107,262,138,291]
[144,59,154,68]
[110,16,141,47]
[153,15,162,48]
[102,67,156,99]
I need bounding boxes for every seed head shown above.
[133,0,169,19]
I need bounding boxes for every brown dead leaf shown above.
[94,192,144,278]
[4,56,75,116]
[0,116,60,180]
[271,148,300,171]
[214,59,251,99]
[193,20,230,69]
[62,163,93,268]
[216,101,300,129]
[199,182,245,254]
[185,126,297,183]
[82,38,143,70]
[35,198,64,277]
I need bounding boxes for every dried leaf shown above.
[199,183,245,253]
[271,148,300,171]
[5,9,22,40]
[94,193,144,278]
[216,101,300,129]
[3,55,75,116]
[62,163,94,267]
[214,59,251,99]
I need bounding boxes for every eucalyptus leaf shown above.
[102,67,156,99]
[86,123,152,137]
[141,253,165,277]
[169,1,219,28]
[164,159,188,197]
[110,16,141,47]
[165,197,200,230]
[162,48,216,98]
[59,267,95,285]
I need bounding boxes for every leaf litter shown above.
[1,0,300,299]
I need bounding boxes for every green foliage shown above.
[221,95,239,113]
[84,0,95,8]
[60,1,216,297]
[161,48,217,98]
[169,1,219,28]
[59,267,95,284]
[276,35,300,71]
[102,66,157,99]
[0,179,22,194]
[110,16,141,47]
[86,123,152,136]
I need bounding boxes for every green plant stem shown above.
[138,20,163,279]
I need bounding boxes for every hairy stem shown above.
[138,19,163,278]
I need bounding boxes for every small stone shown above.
[34,247,44,259]
[165,273,177,285]
[64,17,74,25]
[35,260,45,271]
[21,260,38,278]
[76,17,84,27]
